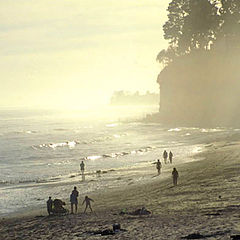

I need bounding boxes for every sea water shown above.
[0,107,237,216]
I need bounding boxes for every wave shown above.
[168,128,182,132]
[0,175,66,186]
[32,134,128,149]
[2,130,38,135]
[80,146,156,161]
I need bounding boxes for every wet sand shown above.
[0,141,240,239]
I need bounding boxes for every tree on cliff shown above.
[156,0,240,126]
[218,0,240,50]
[163,0,219,55]
[157,0,240,66]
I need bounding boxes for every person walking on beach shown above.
[172,168,179,186]
[70,186,79,214]
[169,151,173,164]
[155,159,162,175]
[47,196,53,215]
[163,150,168,164]
[80,161,85,181]
[82,196,94,213]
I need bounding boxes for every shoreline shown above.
[1,143,203,220]
[1,141,240,239]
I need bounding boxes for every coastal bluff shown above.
[153,50,240,127]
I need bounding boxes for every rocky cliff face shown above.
[156,49,240,127]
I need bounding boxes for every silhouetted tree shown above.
[218,0,240,50]
[155,0,240,126]
[163,0,219,55]
[156,47,176,67]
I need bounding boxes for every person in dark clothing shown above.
[47,196,53,215]
[169,151,173,164]
[70,186,79,214]
[80,161,85,174]
[52,199,67,215]
[163,150,168,164]
[153,159,162,175]
[172,167,179,186]
[80,161,85,181]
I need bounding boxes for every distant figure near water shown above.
[163,150,168,164]
[80,161,85,181]
[82,196,94,213]
[172,168,179,186]
[169,151,173,164]
[70,186,79,214]
[153,159,162,175]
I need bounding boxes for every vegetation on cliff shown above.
[156,0,240,126]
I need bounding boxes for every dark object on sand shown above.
[205,212,221,216]
[231,235,240,240]
[113,223,121,232]
[181,233,205,239]
[52,199,68,215]
[88,225,126,236]
[182,230,231,239]
[93,229,115,236]
[130,207,151,215]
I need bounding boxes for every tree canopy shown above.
[155,0,240,126]
[157,0,240,64]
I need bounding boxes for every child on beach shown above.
[82,196,94,213]
[47,196,53,215]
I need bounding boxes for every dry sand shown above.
[0,141,240,239]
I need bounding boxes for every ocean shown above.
[0,107,238,216]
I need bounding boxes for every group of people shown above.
[46,197,67,215]
[70,186,94,214]
[163,150,173,164]
[153,150,179,186]
[47,186,94,216]
[47,151,179,216]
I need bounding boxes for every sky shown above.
[0,0,170,109]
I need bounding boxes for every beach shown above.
[1,140,240,239]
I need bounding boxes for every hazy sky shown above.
[0,0,170,109]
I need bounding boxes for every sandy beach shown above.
[0,141,240,240]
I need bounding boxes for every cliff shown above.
[156,48,240,127]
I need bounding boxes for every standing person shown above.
[156,159,162,175]
[80,161,85,181]
[163,150,168,164]
[82,196,94,213]
[70,186,79,214]
[80,161,85,174]
[172,168,179,186]
[169,151,173,164]
[46,196,53,215]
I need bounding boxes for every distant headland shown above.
[110,91,159,106]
